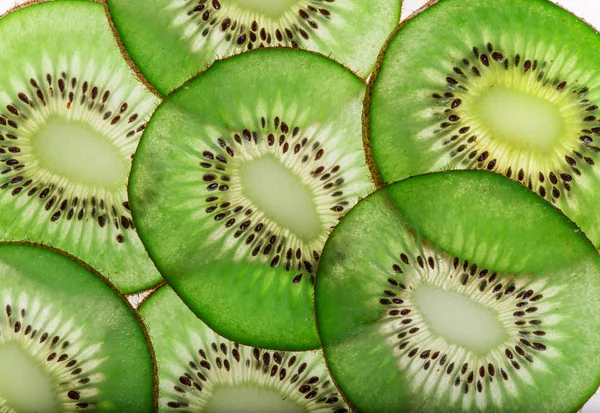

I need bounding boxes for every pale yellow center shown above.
[32,116,128,189]
[206,385,304,413]
[413,285,506,354]
[0,342,60,413]
[232,0,298,16]
[473,85,565,153]
[240,155,321,241]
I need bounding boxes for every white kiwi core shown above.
[232,0,299,16]
[205,385,303,413]
[31,116,128,189]
[413,285,506,354]
[240,155,321,241]
[0,342,60,413]
[473,85,564,153]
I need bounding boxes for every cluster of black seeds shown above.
[1,302,96,408]
[165,340,347,412]
[0,71,146,243]
[184,0,333,51]
[432,42,600,203]
[379,251,549,397]
[199,116,350,284]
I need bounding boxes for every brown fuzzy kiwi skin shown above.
[362,0,440,192]
[0,240,160,412]
[100,0,164,100]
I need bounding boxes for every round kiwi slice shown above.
[105,0,402,94]
[315,170,600,413]
[0,243,155,411]
[140,284,349,413]
[128,47,374,350]
[0,0,162,293]
[366,0,600,247]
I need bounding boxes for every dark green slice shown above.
[316,170,600,413]
[0,0,162,293]
[140,285,349,412]
[129,48,373,350]
[366,0,600,247]
[0,243,155,411]
[106,0,402,94]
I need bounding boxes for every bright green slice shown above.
[0,0,162,293]
[106,0,401,94]
[367,0,600,247]
[0,243,155,412]
[140,285,350,413]
[316,170,600,413]
[129,48,373,350]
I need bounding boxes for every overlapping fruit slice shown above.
[129,48,374,350]
[316,170,600,413]
[0,0,162,293]
[106,0,401,94]
[366,0,600,246]
[0,243,155,411]
[140,285,350,413]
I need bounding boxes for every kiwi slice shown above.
[0,243,155,411]
[366,0,600,246]
[105,0,402,94]
[129,47,373,350]
[140,284,349,412]
[0,0,162,293]
[315,170,600,412]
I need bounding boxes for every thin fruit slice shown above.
[129,48,373,350]
[140,285,349,413]
[0,0,162,292]
[106,0,401,94]
[316,170,600,413]
[366,0,600,246]
[0,243,155,411]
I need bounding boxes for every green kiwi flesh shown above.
[0,243,155,411]
[0,0,162,293]
[315,170,600,413]
[129,48,374,350]
[366,0,600,247]
[106,0,402,94]
[140,285,349,413]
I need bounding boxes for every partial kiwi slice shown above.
[0,0,162,292]
[316,170,600,413]
[129,48,373,350]
[140,284,349,412]
[106,0,402,94]
[0,243,155,411]
[366,0,600,246]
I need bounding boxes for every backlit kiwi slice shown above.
[140,284,349,413]
[316,170,600,413]
[0,1,162,292]
[366,0,600,246]
[106,0,401,94]
[129,48,373,350]
[0,243,155,411]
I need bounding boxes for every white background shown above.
[0,0,599,411]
